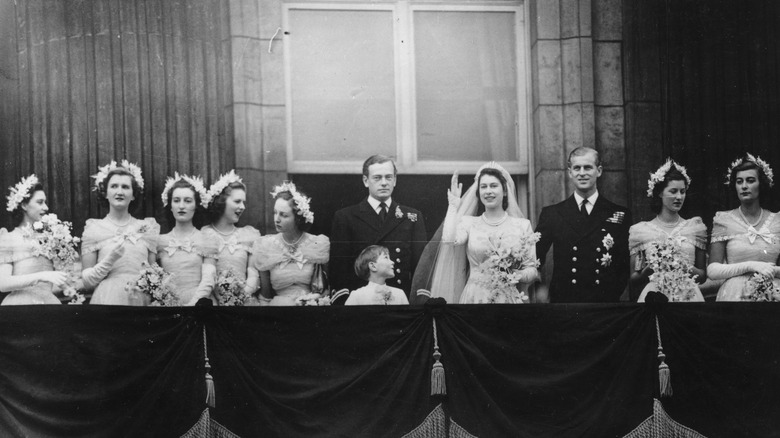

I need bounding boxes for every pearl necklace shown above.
[481,212,508,227]
[213,225,236,236]
[738,207,763,228]
[656,215,681,228]
[106,215,132,228]
[281,232,304,247]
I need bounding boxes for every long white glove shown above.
[707,261,775,280]
[82,244,125,289]
[186,264,216,306]
[0,268,68,292]
[244,266,259,297]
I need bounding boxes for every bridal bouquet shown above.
[24,214,80,269]
[62,269,86,305]
[743,273,780,302]
[126,262,179,306]
[295,293,331,306]
[645,236,699,302]
[215,269,249,306]
[478,232,541,303]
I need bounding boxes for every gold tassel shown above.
[431,318,446,396]
[655,316,673,397]
[203,327,216,408]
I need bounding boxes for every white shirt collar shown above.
[574,191,598,212]
[367,196,392,213]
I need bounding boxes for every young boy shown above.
[345,245,409,305]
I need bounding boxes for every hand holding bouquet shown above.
[215,269,249,306]
[645,236,699,302]
[126,262,179,306]
[24,214,80,270]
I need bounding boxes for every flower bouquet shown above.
[61,269,86,305]
[478,232,541,303]
[295,293,331,306]
[126,262,179,306]
[743,273,780,302]
[644,236,699,302]
[24,214,80,270]
[215,269,249,306]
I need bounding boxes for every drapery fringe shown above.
[622,399,707,438]
[655,316,672,397]
[180,409,241,438]
[431,317,446,396]
[203,326,215,407]
[401,404,477,438]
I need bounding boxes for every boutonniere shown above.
[599,233,614,267]
[407,213,417,222]
[395,206,403,219]
[606,211,625,224]
[376,285,393,305]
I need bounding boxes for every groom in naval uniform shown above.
[330,155,427,304]
[535,147,632,303]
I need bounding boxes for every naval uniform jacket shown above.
[535,195,631,303]
[330,198,427,302]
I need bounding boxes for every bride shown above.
[426,162,539,304]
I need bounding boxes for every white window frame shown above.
[282,0,532,175]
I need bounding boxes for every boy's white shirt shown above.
[344,281,409,305]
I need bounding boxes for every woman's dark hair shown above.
[96,168,143,211]
[729,158,772,205]
[475,167,509,212]
[207,181,247,224]
[274,191,312,233]
[650,166,688,213]
[165,180,206,229]
[11,183,45,225]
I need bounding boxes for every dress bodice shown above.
[157,229,218,303]
[253,233,330,302]
[0,228,59,303]
[629,217,707,270]
[82,217,160,305]
[712,210,780,265]
[454,216,537,303]
[200,225,260,281]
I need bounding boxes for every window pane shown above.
[289,10,396,161]
[415,11,518,162]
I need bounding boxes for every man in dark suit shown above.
[330,155,427,303]
[535,147,632,303]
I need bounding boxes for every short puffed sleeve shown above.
[139,218,161,253]
[0,228,13,264]
[238,226,261,253]
[300,234,330,264]
[628,222,656,256]
[195,230,220,259]
[80,219,105,255]
[251,235,279,272]
[711,211,737,243]
[682,216,708,250]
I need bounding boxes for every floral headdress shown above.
[92,160,145,192]
[204,170,243,207]
[6,174,40,212]
[270,181,314,224]
[646,159,691,197]
[161,172,209,208]
[724,153,775,188]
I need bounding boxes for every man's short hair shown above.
[567,147,601,168]
[362,155,398,177]
[354,245,389,281]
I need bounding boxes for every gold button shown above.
[396,268,401,273]
[396,258,401,262]
[595,269,600,274]
[572,257,577,262]
[571,279,577,284]
[397,279,402,284]
[571,268,577,273]
[396,248,401,253]
[573,246,578,251]
[595,280,600,284]
[597,247,601,252]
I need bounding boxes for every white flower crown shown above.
[646,158,691,197]
[270,181,314,224]
[724,153,775,188]
[6,174,40,212]
[92,160,145,192]
[205,170,243,207]
[161,172,209,208]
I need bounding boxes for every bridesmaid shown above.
[708,154,780,301]
[201,170,260,302]
[81,160,160,305]
[0,175,68,304]
[628,159,707,302]
[156,173,218,306]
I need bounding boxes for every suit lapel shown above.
[577,196,612,240]
[561,196,587,234]
[355,198,383,232]
[376,201,405,242]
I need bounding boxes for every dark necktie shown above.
[580,199,589,216]
[378,202,388,222]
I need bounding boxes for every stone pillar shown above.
[229,0,287,232]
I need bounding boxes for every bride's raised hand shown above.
[447,171,462,209]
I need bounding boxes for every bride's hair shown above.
[95,168,143,211]
[165,179,207,229]
[207,181,246,224]
[10,182,44,226]
[650,166,688,213]
[475,167,509,212]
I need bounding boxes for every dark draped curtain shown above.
[626,0,780,222]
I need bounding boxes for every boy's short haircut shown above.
[354,245,389,281]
